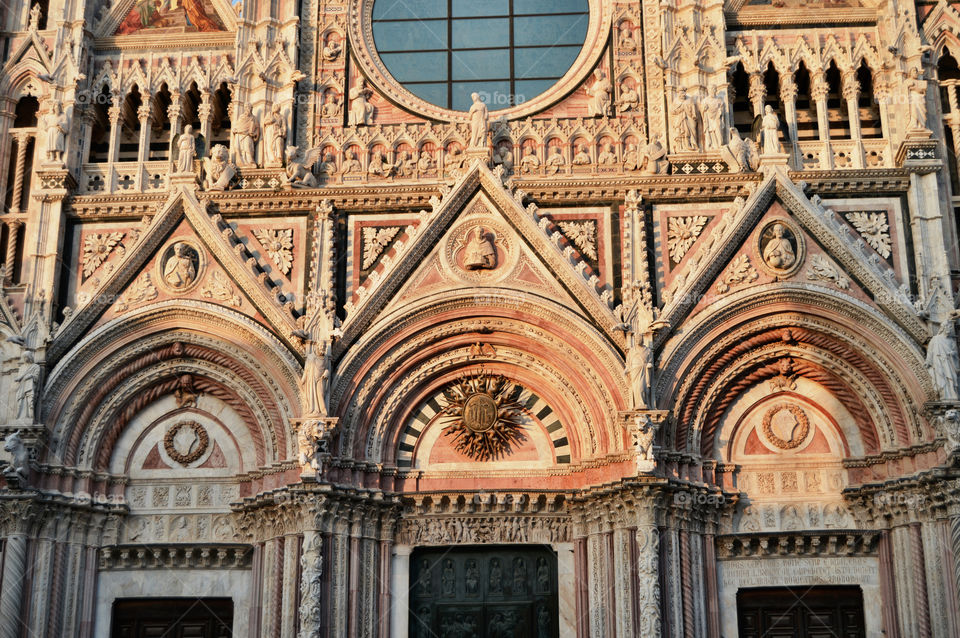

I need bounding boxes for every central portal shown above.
[409,545,559,638]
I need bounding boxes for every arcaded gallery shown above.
[1,0,959,636]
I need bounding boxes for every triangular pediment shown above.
[378,190,582,318]
[658,168,926,344]
[336,160,623,351]
[50,185,299,362]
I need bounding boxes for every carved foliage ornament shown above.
[761,404,810,450]
[556,220,598,260]
[252,228,294,275]
[667,215,709,263]
[438,374,525,461]
[163,421,210,465]
[844,211,891,259]
[82,232,125,278]
[361,226,401,269]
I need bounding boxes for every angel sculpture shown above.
[282,146,322,188]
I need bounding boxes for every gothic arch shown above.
[658,285,930,458]
[331,290,628,470]
[43,301,301,483]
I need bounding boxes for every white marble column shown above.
[298,531,323,638]
[587,530,612,638]
[390,545,413,638]
[554,543,576,638]
[613,528,635,637]
[636,523,662,638]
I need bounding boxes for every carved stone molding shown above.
[98,544,253,570]
[716,531,879,560]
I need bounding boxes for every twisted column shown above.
[5,220,22,284]
[681,530,694,638]
[8,132,30,214]
[0,534,28,638]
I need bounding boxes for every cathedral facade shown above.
[1,0,960,636]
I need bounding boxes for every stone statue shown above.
[701,86,725,150]
[519,146,540,173]
[369,150,395,177]
[301,339,331,417]
[573,145,591,165]
[163,242,197,289]
[545,146,565,174]
[14,352,40,422]
[203,144,236,191]
[640,135,668,175]
[463,227,497,270]
[263,104,286,166]
[623,143,640,171]
[320,91,341,118]
[321,34,342,61]
[672,87,699,152]
[44,102,69,164]
[282,146,322,188]
[493,145,513,173]
[927,315,960,401]
[632,414,656,461]
[618,22,637,52]
[618,81,639,112]
[760,105,783,154]
[396,150,416,177]
[1,431,29,487]
[724,127,759,173]
[297,422,323,471]
[762,223,796,270]
[468,92,489,150]
[907,67,928,130]
[586,69,612,117]
[417,151,435,172]
[626,332,654,410]
[234,104,260,168]
[938,408,960,455]
[175,125,197,173]
[598,143,617,165]
[349,78,375,126]
[342,150,362,174]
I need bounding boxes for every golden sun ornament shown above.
[438,374,526,461]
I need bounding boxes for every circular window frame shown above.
[348,0,611,122]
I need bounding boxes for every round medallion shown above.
[756,219,803,278]
[463,393,498,433]
[761,404,810,450]
[443,213,517,283]
[156,240,204,294]
[163,421,210,465]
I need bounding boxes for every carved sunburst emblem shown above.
[438,374,525,461]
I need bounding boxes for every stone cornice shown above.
[716,530,880,560]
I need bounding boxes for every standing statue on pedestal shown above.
[263,104,287,166]
[175,125,197,173]
[14,351,41,422]
[759,105,783,154]
[234,104,260,168]
[672,87,700,152]
[44,102,69,165]
[468,93,489,151]
[926,312,960,401]
[297,291,341,418]
[701,87,725,150]
[616,283,668,411]
[349,78,375,126]
[907,67,929,131]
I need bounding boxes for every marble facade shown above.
[0,0,959,636]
